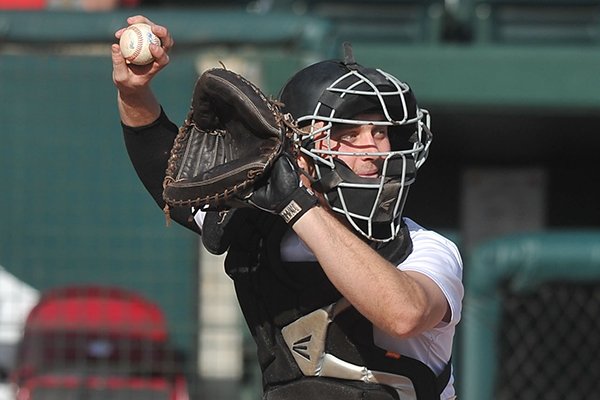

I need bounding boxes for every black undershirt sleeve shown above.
[121,108,201,235]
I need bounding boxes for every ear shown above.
[302,121,328,151]
[295,153,316,190]
[296,153,314,175]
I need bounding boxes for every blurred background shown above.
[1,0,599,399]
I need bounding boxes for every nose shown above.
[355,130,379,151]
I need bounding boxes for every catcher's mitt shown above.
[162,68,289,214]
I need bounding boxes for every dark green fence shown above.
[461,231,600,400]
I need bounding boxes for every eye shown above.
[373,127,388,139]
[340,132,359,142]
[331,126,358,143]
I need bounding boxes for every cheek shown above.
[378,136,392,152]
[326,141,359,169]
[336,154,356,170]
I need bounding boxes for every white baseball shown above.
[119,23,161,66]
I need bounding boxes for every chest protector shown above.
[216,209,450,400]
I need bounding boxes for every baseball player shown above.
[112,15,463,400]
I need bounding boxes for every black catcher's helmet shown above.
[278,44,432,242]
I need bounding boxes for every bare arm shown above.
[292,206,449,338]
[111,15,175,127]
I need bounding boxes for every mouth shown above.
[355,159,384,179]
[357,171,380,179]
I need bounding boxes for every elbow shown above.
[386,307,428,339]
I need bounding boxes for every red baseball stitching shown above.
[126,25,143,62]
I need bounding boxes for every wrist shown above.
[118,89,161,127]
[278,186,319,226]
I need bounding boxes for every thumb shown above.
[111,44,129,83]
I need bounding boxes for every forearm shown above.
[292,206,434,338]
[118,85,162,127]
[122,110,201,234]
[122,109,176,200]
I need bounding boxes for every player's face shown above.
[326,113,391,178]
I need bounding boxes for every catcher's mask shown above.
[279,44,432,242]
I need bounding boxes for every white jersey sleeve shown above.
[400,217,463,327]
[373,217,463,400]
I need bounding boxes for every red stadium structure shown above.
[0,0,45,9]
[11,285,189,400]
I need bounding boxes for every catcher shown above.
[112,16,463,400]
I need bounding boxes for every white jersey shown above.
[280,217,463,400]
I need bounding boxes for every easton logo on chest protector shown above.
[281,299,351,376]
[292,335,313,360]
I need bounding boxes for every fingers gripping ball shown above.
[119,23,161,65]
